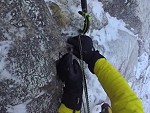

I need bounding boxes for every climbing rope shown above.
[78,35,90,113]
[78,0,91,112]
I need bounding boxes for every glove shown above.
[56,53,83,111]
[67,35,105,73]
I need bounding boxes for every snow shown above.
[0,42,12,79]
[91,13,135,51]
[7,104,27,113]
[135,52,149,79]
[125,0,128,4]
[133,55,150,113]
[91,1,104,20]
[40,41,46,51]
[35,91,45,98]
[83,68,107,112]
[0,41,21,83]
[6,91,46,113]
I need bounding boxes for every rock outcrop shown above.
[1,0,149,112]
[0,0,66,112]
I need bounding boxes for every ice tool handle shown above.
[81,0,87,12]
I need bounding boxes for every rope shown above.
[78,2,91,112]
[78,35,90,113]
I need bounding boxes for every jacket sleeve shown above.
[58,104,80,113]
[94,58,144,113]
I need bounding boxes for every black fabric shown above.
[67,35,105,73]
[67,35,94,63]
[87,50,105,73]
[56,53,83,110]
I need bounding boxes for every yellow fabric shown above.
[108,107,112,113]
[94,58,144,113]
[58,104,80,113]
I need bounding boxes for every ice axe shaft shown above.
[81,0,87,12]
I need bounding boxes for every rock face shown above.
[0,0,149,112]
[100,0,142,35]
[135,0,150,54]
[0,0,66,112]
[99,0,149,56]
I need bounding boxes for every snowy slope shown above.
[133,52,150,113]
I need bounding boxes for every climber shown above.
[56,35,144,113]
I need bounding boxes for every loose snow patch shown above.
[0,41,20,83]
[90,1,104,20]
[0,41,14,80]
[7,104,27,113]
[91,13,135,46]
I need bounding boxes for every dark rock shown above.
[100,0,142,35]
[0,0,66,112]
